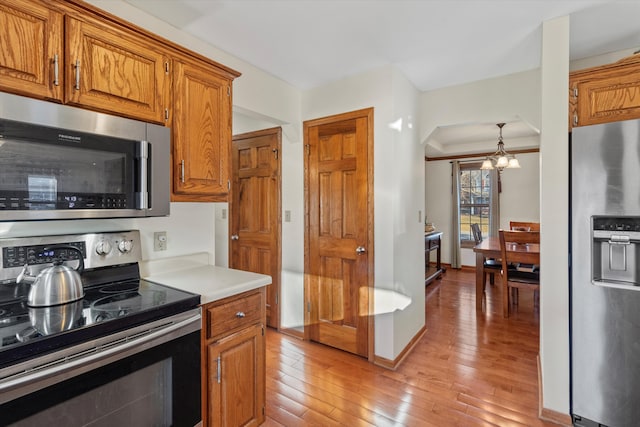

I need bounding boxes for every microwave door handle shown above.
[136,141,149,210]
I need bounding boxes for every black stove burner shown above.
[91,291,140,321]
[0,301,28,326]
[99,281,140,294]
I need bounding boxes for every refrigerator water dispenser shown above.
[592,216,640,287]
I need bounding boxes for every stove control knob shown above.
[118,239,133,254]
[95,240,112,256]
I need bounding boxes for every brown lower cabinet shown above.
[201,288,266,426]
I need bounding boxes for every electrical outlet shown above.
[154,231,167,251]
[285,210,291,222]
[221,208,227,219]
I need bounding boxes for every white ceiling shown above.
[122,0,640,154]
[425,119,540,159]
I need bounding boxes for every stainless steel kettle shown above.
[17,245,85,307]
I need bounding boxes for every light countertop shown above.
[141,253,272,305]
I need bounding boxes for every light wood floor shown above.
[263,268,557,426]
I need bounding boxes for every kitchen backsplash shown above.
[0,202,216,262]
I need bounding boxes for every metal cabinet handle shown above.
[356,246,366,255]
[53,54,59,86]
[230,234,239,241]
[74,59,80,90]
[180,160,185,183]
[216,356,221,384]
[235,311,245,318]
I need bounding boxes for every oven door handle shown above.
[0,311,201,405]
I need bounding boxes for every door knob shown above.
[231,234,239,240]
[356,246,366,255]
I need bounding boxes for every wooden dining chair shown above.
[471,223,501,288]
[499,230,540,317]
[509,221,540,232]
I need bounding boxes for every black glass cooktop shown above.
[0,275,199,369]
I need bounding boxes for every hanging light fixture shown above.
[480,123,521,170]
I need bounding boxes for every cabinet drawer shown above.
[206,291,262,341]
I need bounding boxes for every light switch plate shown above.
[154,231,167,251]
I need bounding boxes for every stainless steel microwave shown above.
[0,93,170,221]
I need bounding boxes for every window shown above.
[459,163,492,247]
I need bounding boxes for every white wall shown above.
[279,132,305,331]
[48,0,568,412]
[419,70,542,145]
[220,111,306,331]
[0,203,216,263]
[82,0,304,280]
[390,68,425,357]
[540,16,570,415]
[86,1,301,130]
[570,47,637,71]
[422,70,542,266]
[425,152,540,266]
[302,66,424,360]
[421,17,570,416]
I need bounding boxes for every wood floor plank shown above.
[264,269,559,426]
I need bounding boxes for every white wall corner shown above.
[540,15,571,416]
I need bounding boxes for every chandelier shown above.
[480,123,520,170]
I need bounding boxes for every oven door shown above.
[0,310,201,427]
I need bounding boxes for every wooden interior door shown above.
[230,128,281,328]
[304,108,373,358]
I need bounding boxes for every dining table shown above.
[472,236,540,310]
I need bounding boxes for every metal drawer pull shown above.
[235,311,245,318]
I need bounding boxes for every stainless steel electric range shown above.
[0,231,202,426]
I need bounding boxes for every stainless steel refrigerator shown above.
[571,119,640,427]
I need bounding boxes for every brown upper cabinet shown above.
[0,0,168,123]
[65,15,170,124]
[172,58,232,201]
[570,53,640,129]
[0,1,64,101]
[0,0,241,202]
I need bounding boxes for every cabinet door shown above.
[207,324,265,427]
[65,16,169,123]
[570,57,640,128]
[173,59,231,201]
[0,0,63,101]
[573,76,640,127]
